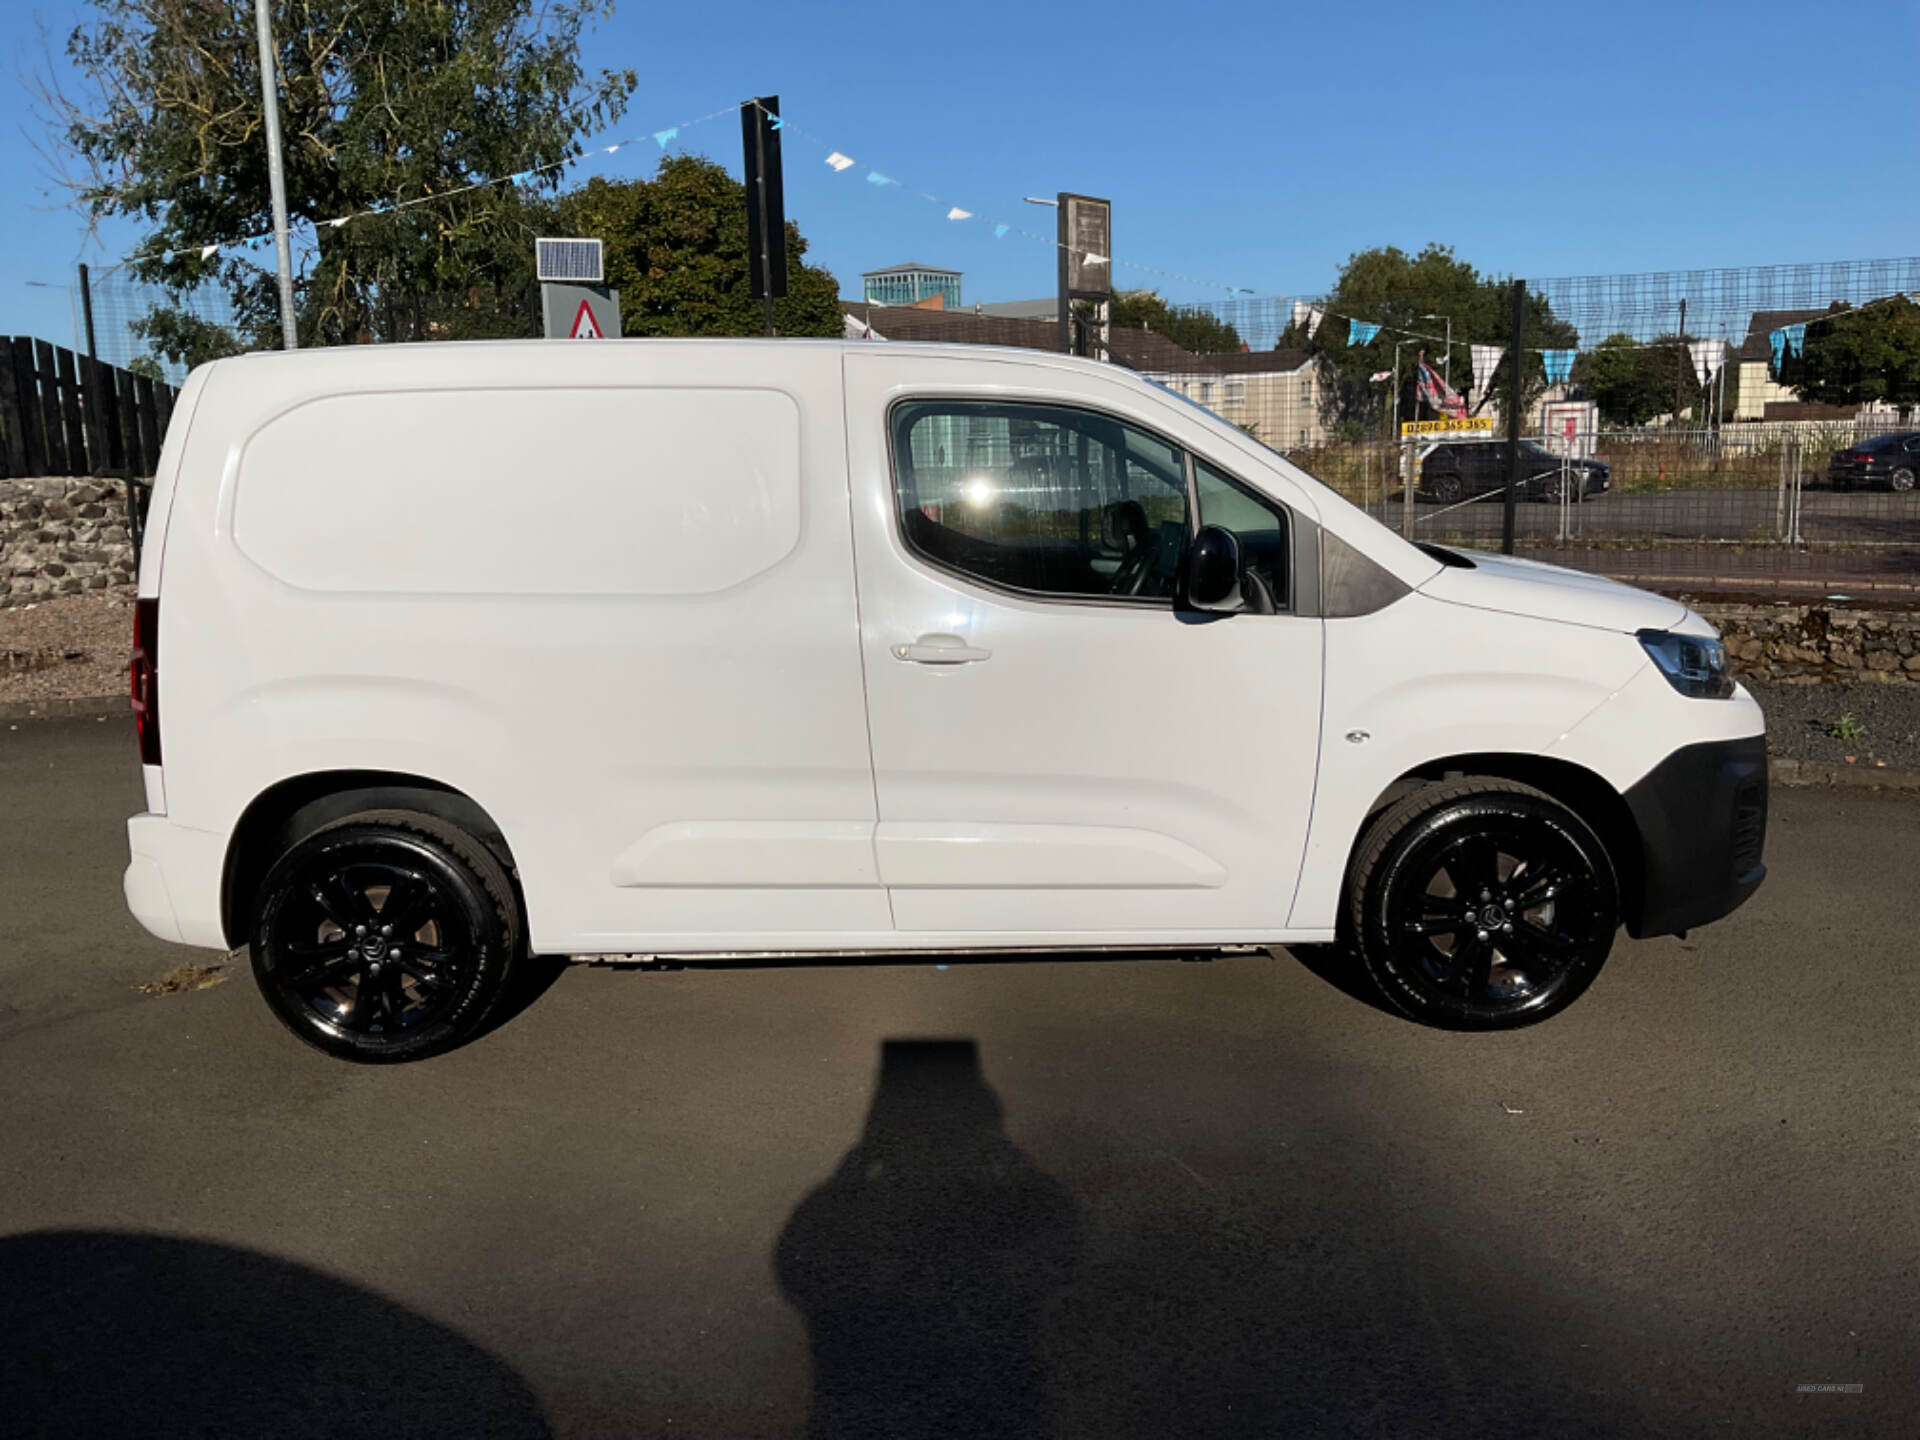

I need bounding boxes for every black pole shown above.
[78,263,99,360]
[1674,296,1687,426]
[1501,280,1526,556]
[755,108,775,338]
[740,95,786,337]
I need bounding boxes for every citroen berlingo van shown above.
[124,340,1766,1061]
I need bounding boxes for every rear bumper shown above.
[124,814,228,951]
[1622,734,1768,938]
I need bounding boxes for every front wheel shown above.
[1347,779,1618,1029]
[249,810,521,1062]
[1428,471,1463,505]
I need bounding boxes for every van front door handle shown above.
[892,634,992,665]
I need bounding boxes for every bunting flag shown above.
[1368,369,1393,383]
[1689,339,1726,388]
[946,207,972,221]
[825,152,856,171]
[121,99,743,269]
[1305,306,1324,339]
[1291,299,1311,332]
[1416,356,1468,419]
[1769,323,1807,372]
[866,171,896,187]
[993,223,1008,238]
[1469,343,1505,395]
[1541,349,1576,385]
[1347,320,1380,346]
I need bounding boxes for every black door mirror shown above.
[1184,525,1244,611]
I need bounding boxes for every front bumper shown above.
[1622,734,1768,938]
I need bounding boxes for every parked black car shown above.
[1826,433,1920,492]
[1419,441,1611,505]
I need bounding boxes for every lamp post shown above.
[253,0,299,349]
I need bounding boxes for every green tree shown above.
[50,0,635,355]
[556,158,843,337]
[1791,298,1920,408]
[1577,332,1703,426]
[1107,290,1242,355]
[1276,244,1576,436]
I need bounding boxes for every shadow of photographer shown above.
[776,1038,1081,1440]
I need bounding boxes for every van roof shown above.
[209,336,1131,377]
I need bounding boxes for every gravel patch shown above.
[0,588,137,705]
[1747,677,1920,775]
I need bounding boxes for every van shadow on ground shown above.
[0,1230,551,1439]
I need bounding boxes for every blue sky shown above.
[4,0,1916,346]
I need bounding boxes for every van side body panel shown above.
[149,343,888,953]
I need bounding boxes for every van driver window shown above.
[890,401,1191,601]
[1194,458,1291,610]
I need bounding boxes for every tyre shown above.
[1891,466,1915,494]
[249,809,522,1062]
[1347,778,1618,1030]
[1429,471,1463,504]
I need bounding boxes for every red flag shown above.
[1416,354,1466,419]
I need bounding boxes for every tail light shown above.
[131,597,161,765]
[1852,451,1875,463]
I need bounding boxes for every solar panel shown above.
[536,238,604,284]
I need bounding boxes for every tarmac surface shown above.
[2,714,1916,1439]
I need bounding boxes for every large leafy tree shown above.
[1277,244,1576,437]
[1577,332,1704,426]
[1107,290,1242,355]
[1790,298,1920,408]
[557,158,843,337]
[49,0,635,359]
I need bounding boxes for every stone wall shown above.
[0,477,138,607]
[1695,598,1920,685]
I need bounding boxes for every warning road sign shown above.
[540,283,621,339]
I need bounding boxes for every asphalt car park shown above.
[2,714,1916,1438]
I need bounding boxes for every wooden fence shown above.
[0,336,178,562]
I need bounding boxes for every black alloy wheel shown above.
[1891,466,1916,494]
[250,811,519,1062]
[1348,779,1618,1029]
[1429,471,1463,505]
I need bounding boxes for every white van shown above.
[123,340,1766,1061]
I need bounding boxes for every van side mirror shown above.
[1183,525,1245,612]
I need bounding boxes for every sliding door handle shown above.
[892,634,992,665]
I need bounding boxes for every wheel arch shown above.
[1350,752,1644,931]
[222,770,521,948]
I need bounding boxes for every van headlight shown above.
[1638,629,1735,699]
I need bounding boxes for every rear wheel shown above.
[1347,779,1618,1030]
[249,810,521,1062]
[1429,471,1463,504]
[1891,466,1916,494]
